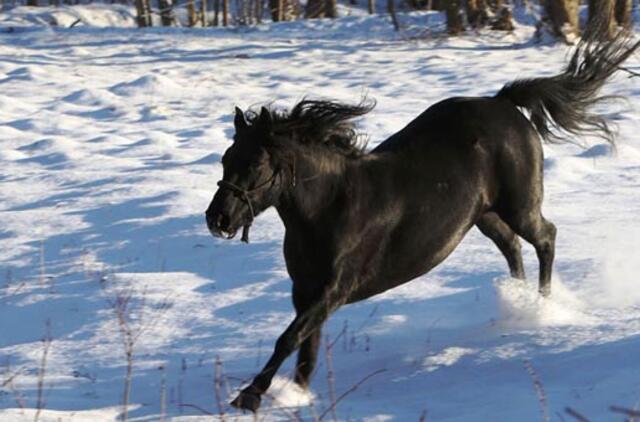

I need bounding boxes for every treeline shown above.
[6,0,639,38]
[444,0,634,39]
[541,0,633,42]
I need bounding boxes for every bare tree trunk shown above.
[223,0,229,25]
[325,0,337,18]
[446,0,464,34]
[159,0,174,26]
[269,0,279,20]
[486,0,501,12]
[237,0,249,24]
[187,0,197,26]
[491,5,514,30]
[278,0,284,20]
[143,0,153,26]
[214,0,220,25]
[614,0,632,29]
[465,0,487,28]
[269,0,296,21]
[256,0,263,22]
[250,0,256,24]
[388,0,399,30]
[135,0,148,27]
[26,0,38,6]
[588,0,616,39]
[201,0,208,26]
[368,0,375,13]
[305,0,324,18]
[543,0,579,42]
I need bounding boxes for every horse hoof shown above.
[230,388,261,412]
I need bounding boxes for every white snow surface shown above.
[1,7,640,421]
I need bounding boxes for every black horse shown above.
[205,34,639,412]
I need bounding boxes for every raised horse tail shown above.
[496,29,640,146]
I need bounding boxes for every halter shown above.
[216,169,280,243]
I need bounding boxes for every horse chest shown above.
[282,232,333,286]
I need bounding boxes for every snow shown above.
[0,5,137,29]
[1,5,640,421]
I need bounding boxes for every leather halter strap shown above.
[216,169,280,243]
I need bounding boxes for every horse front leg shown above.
[230,287,344,412]
[230,317,304,412]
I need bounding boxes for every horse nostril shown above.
[218,214,230,230]
[206,211,218,228]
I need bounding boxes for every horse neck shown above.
[276,146,351,227]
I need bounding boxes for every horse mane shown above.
[246,98,376,157]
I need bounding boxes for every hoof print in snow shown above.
[230,388,261,412]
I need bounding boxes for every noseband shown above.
[216,169,280,243]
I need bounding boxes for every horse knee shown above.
[508,234,522,254]
[536,221,556,255]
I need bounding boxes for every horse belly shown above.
[345,211,477,304]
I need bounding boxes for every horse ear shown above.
[259,107,272,127]
[234,107,247,131]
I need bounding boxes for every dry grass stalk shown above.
[214,355,226,421]
[523,359,550,422]
[419,409,428,421]
[108,286,170,421]
[34,319,52,422]
[317,369,386,421]
[2,361,26,412]
[39,240,45,288]
[178,403,214,415]
[324,333,338,422]
[159,365,167,422]
[565,406,591,421]
[610,405,640,419]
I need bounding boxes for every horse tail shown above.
[495,31,640,146]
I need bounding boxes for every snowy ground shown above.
[1,6,640,422]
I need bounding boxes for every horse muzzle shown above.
[206,211,239,240]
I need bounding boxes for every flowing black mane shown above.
[245,98,375,157]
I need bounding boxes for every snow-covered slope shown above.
[1,11,640,422]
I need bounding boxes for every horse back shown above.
[372,96,539,156]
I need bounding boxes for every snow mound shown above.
[0,5,136,29]
[495,277,599,328]
[4,66,47,82]
[109,74,183,98]
[267,376,315,408]
[422,347,476,372]
[62,88,120,107]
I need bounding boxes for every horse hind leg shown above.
[504,209,557,297]
[477,211,525,280]
[495,129,556,296]
[294,329,320,388]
